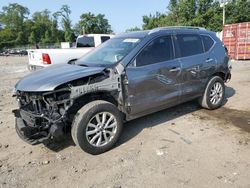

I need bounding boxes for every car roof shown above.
[115,26,213,39]
[115,30,150,39]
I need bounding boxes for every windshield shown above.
[75,38,141,67]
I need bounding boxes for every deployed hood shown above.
[15,64,105,92]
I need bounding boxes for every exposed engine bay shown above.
[13,69,122,144]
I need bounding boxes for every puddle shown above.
[202,107,250,133]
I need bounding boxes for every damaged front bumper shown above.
[13,109,64,145]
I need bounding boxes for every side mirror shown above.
[68,59,78,65]
[129,58,137,67]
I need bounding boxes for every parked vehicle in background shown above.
[0,49,28,56]
[27,34,114,71]
[13,27,231,154]
[223,22,250,60]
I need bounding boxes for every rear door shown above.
[200,34,217,81]
[174,33,206,101]
[124,35,181,115]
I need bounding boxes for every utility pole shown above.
[223,3,226,25]
[220,0,228,26]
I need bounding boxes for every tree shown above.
[41,30,51,44]
[55,5,75,42]
[75,12,112,34]
[142,0,250,32]
[142,12,167,30]
[0,3,29,32]
[126,26,141,32]
[0,28,16,49]
[226,0,250,24]
[16,31,26,45]
[28,31,36,44]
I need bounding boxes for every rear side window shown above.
[76,36,95,47]
[176,34,203,57]
[201,35,214,52]
[136,36,174,67]
[101,36,110,43]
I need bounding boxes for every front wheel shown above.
[71,100,123,155]
[199,76,225,110]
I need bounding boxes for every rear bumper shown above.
[225,72,231,82]
[225,65,232,82]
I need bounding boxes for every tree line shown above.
[1,1,250,50]
[0,3,112,49]
[128,0,250,32]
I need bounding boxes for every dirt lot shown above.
[0,56,250,188]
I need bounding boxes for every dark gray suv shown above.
[13,27,231,154]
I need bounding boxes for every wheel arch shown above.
[212,72,226,81]
[67,91,122,122]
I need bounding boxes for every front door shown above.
[124,35,181,116]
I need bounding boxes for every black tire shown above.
[71,100,123,155]
[199,76,225,110]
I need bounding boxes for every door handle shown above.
[169,67,181,72]
[206,58,214,63]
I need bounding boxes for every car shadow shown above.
[44,86,236,152]
[222,86,236,106]
[116,101,200,148]
[43,133,76,152]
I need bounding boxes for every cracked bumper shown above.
[14,109,50,145]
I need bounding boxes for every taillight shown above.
[42,53,51,64]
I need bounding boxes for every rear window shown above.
[176,34,203,57]
[101,36,110,43]
[201,35,214,52]
[76,36,95,47]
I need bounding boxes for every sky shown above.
[1,0,170,33]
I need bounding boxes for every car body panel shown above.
[15,64,105,92]
[125,59,181,115]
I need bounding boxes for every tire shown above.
[199,76,225,110]
[71,100,123,155]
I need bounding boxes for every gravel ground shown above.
[0,56,250,188]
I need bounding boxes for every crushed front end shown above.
[12,68,122,145]
[13,89,72,145]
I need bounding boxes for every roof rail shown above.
[148,26,206,35]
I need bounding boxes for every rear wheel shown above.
[71,100,123,155]
[199,76,225,110]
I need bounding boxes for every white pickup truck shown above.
[27,34,114,71]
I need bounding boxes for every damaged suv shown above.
[13,27,231,154]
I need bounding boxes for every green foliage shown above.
[0,3,113,49]
[1,1,249,50]
[126,26,141,32]
[41,30,52,44]
[0,3,29,32]
[28,31,36,44]
[75,12,112,35]
[64,29,75,42]
[142,0,250,32]
[225,0,250,24]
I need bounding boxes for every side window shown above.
[101,36,110,43]
[136,36,174,67]
[176,34,203,57]
[201,35,214,52]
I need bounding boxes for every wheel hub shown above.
[85,112,117,147]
